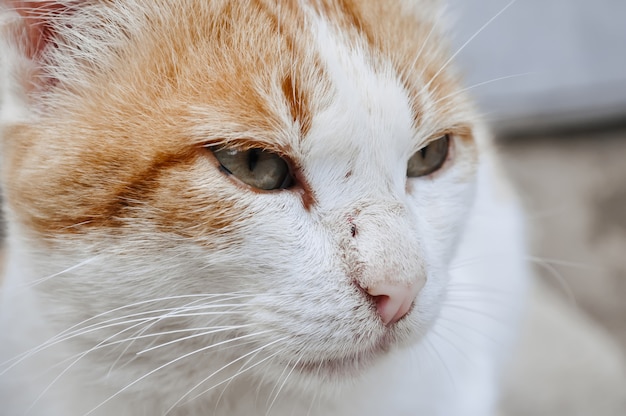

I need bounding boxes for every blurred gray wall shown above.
[445,0,626,133]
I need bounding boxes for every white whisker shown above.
[433,72,536,105]
[305,386,320,416]
[430,326,478,367]
[405,14,440,76]
[19,256,100,289]
[213,347,265,413]
[420,0,517,95]
[423,337,456,390]
[526,255,603,272]
[436,315,501,345]
[166,339,289,415]
[136,324,251,355]
[440,302,508,327]
[266,352,303,416]
[0,293,256,373]
[528,257,579,307]
[84,331,274,416]
[266,357,293,409]
[106,295,246,374]
[26,318,151,413]
[33,325,251,378]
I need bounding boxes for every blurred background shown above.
[445,0,626,415]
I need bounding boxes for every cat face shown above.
[2,0,479,395]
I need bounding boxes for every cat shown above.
[0,1,528,415]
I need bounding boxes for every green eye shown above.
[212,147,294,190]
[407,135,449,177]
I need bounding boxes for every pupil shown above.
[248,149,259,171]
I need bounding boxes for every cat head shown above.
[1,0,480,396]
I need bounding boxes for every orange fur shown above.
[3,0,474,240]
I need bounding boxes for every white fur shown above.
[0,2,528,415]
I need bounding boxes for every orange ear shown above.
[5,1,72,59]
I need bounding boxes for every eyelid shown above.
[204,139,289,159]
[415,132,450,151]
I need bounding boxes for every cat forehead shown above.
[181,0,469,148]
[20,0,470,150]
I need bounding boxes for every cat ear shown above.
[5,1,70,59]
[2,1,85,95]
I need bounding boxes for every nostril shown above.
[373,294,390,312]
[364,281,422,325]
[371,294,406,325]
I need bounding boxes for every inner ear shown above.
[5,1,88,96]
[7,1,71,59]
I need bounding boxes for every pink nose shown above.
[366,281,422,325]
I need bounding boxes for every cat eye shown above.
[407,135,450,177]
[211,147,294,190]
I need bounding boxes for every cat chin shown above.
[273,315,427,386]
[295,338,391,378]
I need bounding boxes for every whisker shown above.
[444,286,515,306]
[136,324,252,355]
[433,72,536,105]
[213,347,265,413]
[209,337,266,355]
[266,351,304,416]
[84,331,275,416]
[0,316,155,376]
[420,0,517,96]
[439,303,509,327]
[445,283,515,297]
[449,253,513,270]
[451,252,599,276]
[437,315,503,346]
[429,327,475,367]
[266,356,293,409]
[254,346,285,408]
[423,337,456,390]
[50,292,254,337]
[453,253,590,309]
[30,324,256,412]
[121,325,254,352]
[528,257,578,307]
[18,256,100,289]
[166,339,289,414]
[404,10,441,76]
[195,347,289,404]
[305,386,320,416]
[26,318,151,413]
[0,293,255,372]
[106,295,236,374]
[526,255,603,272]
[34,325,251,377]
[51,293,253,341]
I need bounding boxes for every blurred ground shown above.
[501,128,626,350]
[498,127,626,416]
